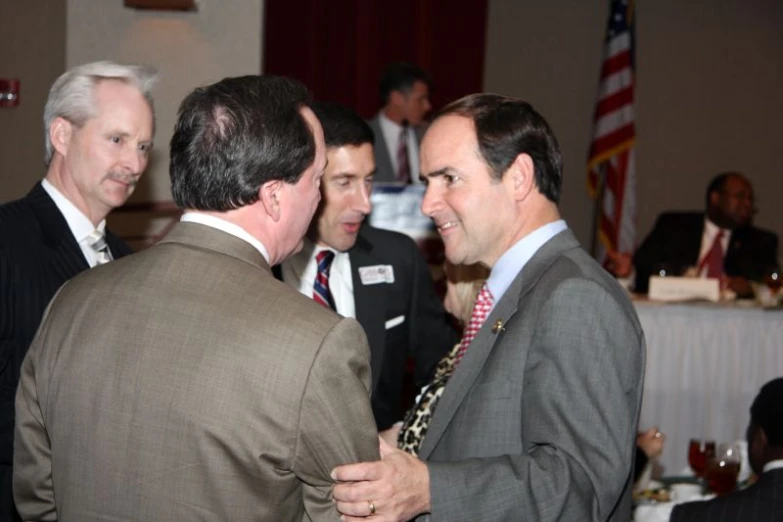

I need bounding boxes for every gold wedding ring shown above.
[367,499,376,516]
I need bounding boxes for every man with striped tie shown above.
[278,102,458,437]
[331,94,645,522]
[0,61,156,521]
[368,62,432,184]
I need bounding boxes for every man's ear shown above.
[49,117,73,157]
[508,153,535,202]
[389,89,406,107]
[709,190,721,208]
[259,179,284,222]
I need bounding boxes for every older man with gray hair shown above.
[0,60,157,520]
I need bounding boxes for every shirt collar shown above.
[180,212,270,263]
[379,111,404,133]
[486,220,568,307]
[763,459,783,473]
[41,178,105,242]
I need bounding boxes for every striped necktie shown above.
[313,250,336,311]
[396,124,411,184]
[87,229,112,266]
[398,283,493,456]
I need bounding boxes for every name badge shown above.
[359,265,395,285]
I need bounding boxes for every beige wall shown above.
[485,0,783,252]
[0,0,66,202]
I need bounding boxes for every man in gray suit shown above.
[368,62,431,183]
[14,75,380,521]
[332,94,645,521]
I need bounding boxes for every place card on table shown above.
[648,276,720,302]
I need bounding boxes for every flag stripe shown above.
[595,86,634,119]
[587,0,636,264]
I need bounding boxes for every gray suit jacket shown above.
[14,222,380,521]
[419,230,645,521]
[368,114,425,183]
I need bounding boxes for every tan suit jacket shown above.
[14,223,380,521]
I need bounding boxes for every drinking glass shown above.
[705,442,741,495]
[763,266,781,294]
[688,438,716,478]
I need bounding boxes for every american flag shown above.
[587,0,636,264]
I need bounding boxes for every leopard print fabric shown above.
[397,342,461,456]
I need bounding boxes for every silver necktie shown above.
[87,230,112,266]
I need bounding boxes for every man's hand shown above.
[379,424,402,448]
[332,437,431,521]
[606,250,633,278]
[636,426,665,459]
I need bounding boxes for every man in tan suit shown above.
[13,75,380,521]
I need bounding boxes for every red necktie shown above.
[313,250,336,310]
[699,230,725,279]
[455,283,493,362]
[396,125,411,184]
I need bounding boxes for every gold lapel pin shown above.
[492,319,505,334]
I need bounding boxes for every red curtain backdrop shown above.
[263,0,488,119]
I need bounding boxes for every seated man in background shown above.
[278,102,458,437]
[610,172,778,296]
[670,377,783,521]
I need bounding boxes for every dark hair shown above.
[379,62,432,105]
[705,171,742,208]
[170,75,314,211]
[437,94,563,204]
[750,377,783,446]
[312,101,374,148]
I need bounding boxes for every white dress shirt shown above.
[697,218,731,277]
[41,178,107,268]
[379,112,421,184]
[280,238,356,318]
[763,458,783,473]
[180,212,270,264]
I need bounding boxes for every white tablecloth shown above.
[635,300,783,475]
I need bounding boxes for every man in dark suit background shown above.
[368,62,432,184]
[278,102,458,438]
[610,172,778,295]
[0,60,157,520]
[670,377,783,521]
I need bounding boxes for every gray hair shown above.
[43,61,158,165]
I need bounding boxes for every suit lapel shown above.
[106,230,133,259]
[349,233,386,391]
[28,182,90,278]
[683,214,705,267]
[370,116,396,183]
[418,230,581,459]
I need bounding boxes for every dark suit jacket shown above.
[0,182,132,518]
[277,225,458,430]
[669,468,783,522]
[633,212,779,293]
[368,115,426,183]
